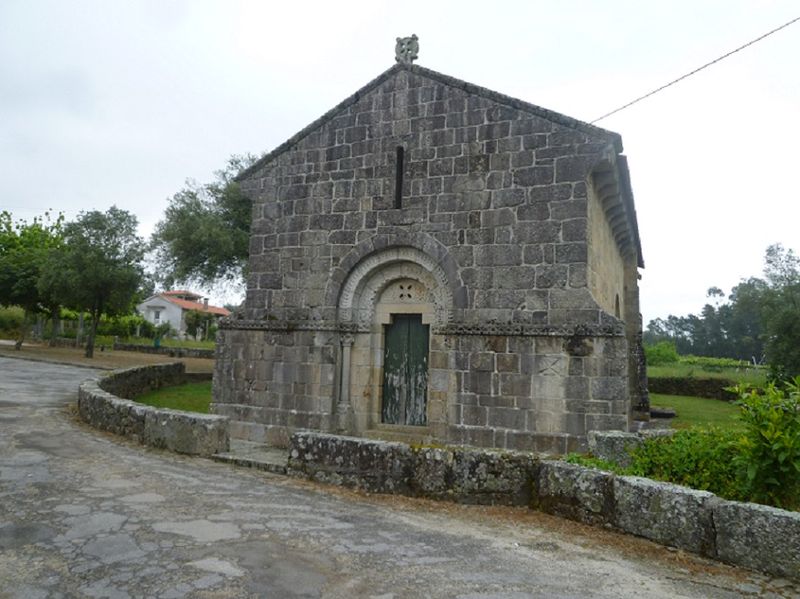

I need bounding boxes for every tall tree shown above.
[40,207,144,358]
[760,244,800,378]
[0,211,63,349]
[151,154,257,287]
[644,244,800,372]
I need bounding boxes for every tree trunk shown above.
[14,310,28,350]
[85,309,100,359]
[49,305,61,347]
[76,313,84,347]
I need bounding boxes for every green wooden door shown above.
[382,314,429,425]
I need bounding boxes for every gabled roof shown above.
[162,295,230,317]
[237,62,623,182]
[163,290,201,299]
[139,292,230,317]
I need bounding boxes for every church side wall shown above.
[587,183,625,318]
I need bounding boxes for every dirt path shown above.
[0,341,214,373]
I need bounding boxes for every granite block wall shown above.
[214,63,645,449]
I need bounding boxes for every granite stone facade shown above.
[213,62,646,452]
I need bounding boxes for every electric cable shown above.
[591,15,800,123]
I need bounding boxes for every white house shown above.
[137,290,230,339]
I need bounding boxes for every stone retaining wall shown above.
[647,376,737,401]
[112,341,215,359]
[288,431,800,580]
[78,363,228,457]
[288,432,537,506]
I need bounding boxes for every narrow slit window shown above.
[394,146,405,208]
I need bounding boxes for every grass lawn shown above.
[134,381,212,414]
[650,393,743,430]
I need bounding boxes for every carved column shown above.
[336,334,355,433]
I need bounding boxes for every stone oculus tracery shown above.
[213,56,648,453]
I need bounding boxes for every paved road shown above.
[0,357,793,598]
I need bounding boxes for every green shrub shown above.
[564,453,626,474]
[628,428,746,501]
[679,355,756,371]
[644,341,679,365]
[97,314,148,337]
[154,322,174,339]
[0,305,24,335]
[732,379,800,509]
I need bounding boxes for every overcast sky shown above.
[1,0,798,322]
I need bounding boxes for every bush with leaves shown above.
[97,314,148,338]
[0,306,25,338]
[154,322,174,339]
[628,428,746,501]
[732,379,800,509]
[644,340,679,365]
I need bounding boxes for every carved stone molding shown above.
[221,318,624,338]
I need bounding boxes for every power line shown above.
[591,15,800,124]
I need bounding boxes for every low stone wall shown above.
[288,432,537,506]
[288,431,800,580]
[535,460,800,580]
[78,363,228,457]
[112,341,215,359]
[648,376,737,401]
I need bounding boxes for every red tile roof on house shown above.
[160,293,230,317]
[163,290,202,300]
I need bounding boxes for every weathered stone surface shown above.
[79,364,229,457]
[714,499,800,579]
[447,447,537,505]
[288,432,537,506]
[613,476,715,554]
[587,430,638,466]
[288,432,413,494]
[216,61,647,453]
[143,410,229,457]
[533,460,614,525]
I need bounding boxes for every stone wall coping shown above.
[78,363,229,457]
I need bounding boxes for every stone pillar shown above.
[336,334,355,433]
[624,258,649,423]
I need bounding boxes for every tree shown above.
[184,309,214,340]
[39,207,144,358]
[0,211,63,349]
[643,244,800,374]
[151,154,257,287]
[760,244,800,379]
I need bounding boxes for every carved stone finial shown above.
[395,34,419,64]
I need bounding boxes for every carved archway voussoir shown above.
[325,232,464,313]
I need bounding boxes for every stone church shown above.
[213,43,648,453]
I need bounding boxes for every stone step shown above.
[212,439,289,475]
